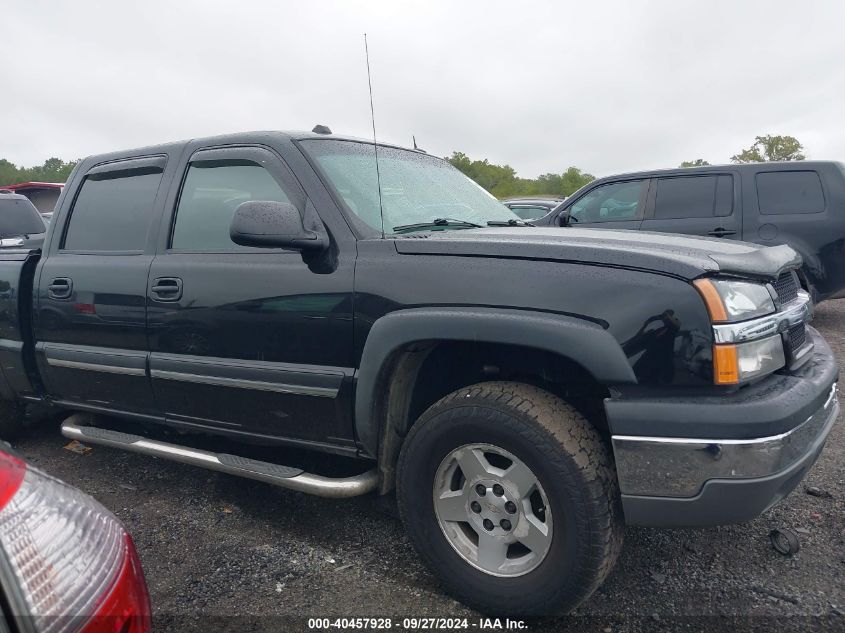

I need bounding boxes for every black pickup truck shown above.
[0,130,839,615]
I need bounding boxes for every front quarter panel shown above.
[354,240,714,388]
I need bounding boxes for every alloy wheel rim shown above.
[432,443,553,577]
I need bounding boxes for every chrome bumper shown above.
[612,382,839,497]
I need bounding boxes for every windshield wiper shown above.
[487,219,535,227]
[393,218,484,233]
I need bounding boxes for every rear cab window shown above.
[62,159,165,252]
[0,196,46,237]
[508,205,552,220]
[756,171,825,215]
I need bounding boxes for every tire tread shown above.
[397,381,624,615]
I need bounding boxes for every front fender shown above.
[353,307,636,457]
[750,236,818,290]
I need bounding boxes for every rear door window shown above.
[63,167,163,252]
[653,175,721,219]
[714,175,734,217]
[756,171,825,215]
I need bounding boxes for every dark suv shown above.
[538,161,845,302]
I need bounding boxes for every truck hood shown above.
[393,227,801,281]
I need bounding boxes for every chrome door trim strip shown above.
[46,357,147,376]
[150,368,338,398]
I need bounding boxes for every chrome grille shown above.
[772,271,799,304]
[788,323,807,352]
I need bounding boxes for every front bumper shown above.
[608,327,839,527]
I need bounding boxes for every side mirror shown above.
[230,201,328,251]
[557,210,570,226]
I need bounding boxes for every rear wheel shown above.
[396,382,623,616]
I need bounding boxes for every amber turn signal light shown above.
[693,279,729,323]
[713,344,739,384]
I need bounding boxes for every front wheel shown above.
[396,382,623,616]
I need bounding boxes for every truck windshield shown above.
[0,197,46,237]
[300,139,520,234]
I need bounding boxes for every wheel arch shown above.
[752,236,821,298]
[353,308,636,490]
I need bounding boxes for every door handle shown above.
[47,278,73,300]
[150,277,183,302]
[708,228,737,238]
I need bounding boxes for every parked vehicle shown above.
[0,192,47,248]
[536,162,845,302]
[0,131,838,615]
[500,196,564,220]
[0,444,150,632]
[0,182,64,214]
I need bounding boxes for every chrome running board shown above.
[60,414,378,498]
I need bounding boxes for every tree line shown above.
[446,152,595,199]
[0,158,77,187]
[450,134,807,198]
[679,134,806,168]
[1,134,806,199]
[0,152,597,199]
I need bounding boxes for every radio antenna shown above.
[364,33,385,238]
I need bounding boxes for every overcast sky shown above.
[3,0,844,179]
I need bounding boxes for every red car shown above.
[0,447,150,633]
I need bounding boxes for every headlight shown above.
[694,278,775,322]
[713,335,786,385]
[695,278,787,384]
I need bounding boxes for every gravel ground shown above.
[10,300,845,632]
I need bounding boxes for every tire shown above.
[0,400,25,441]
[396,381,623,616]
